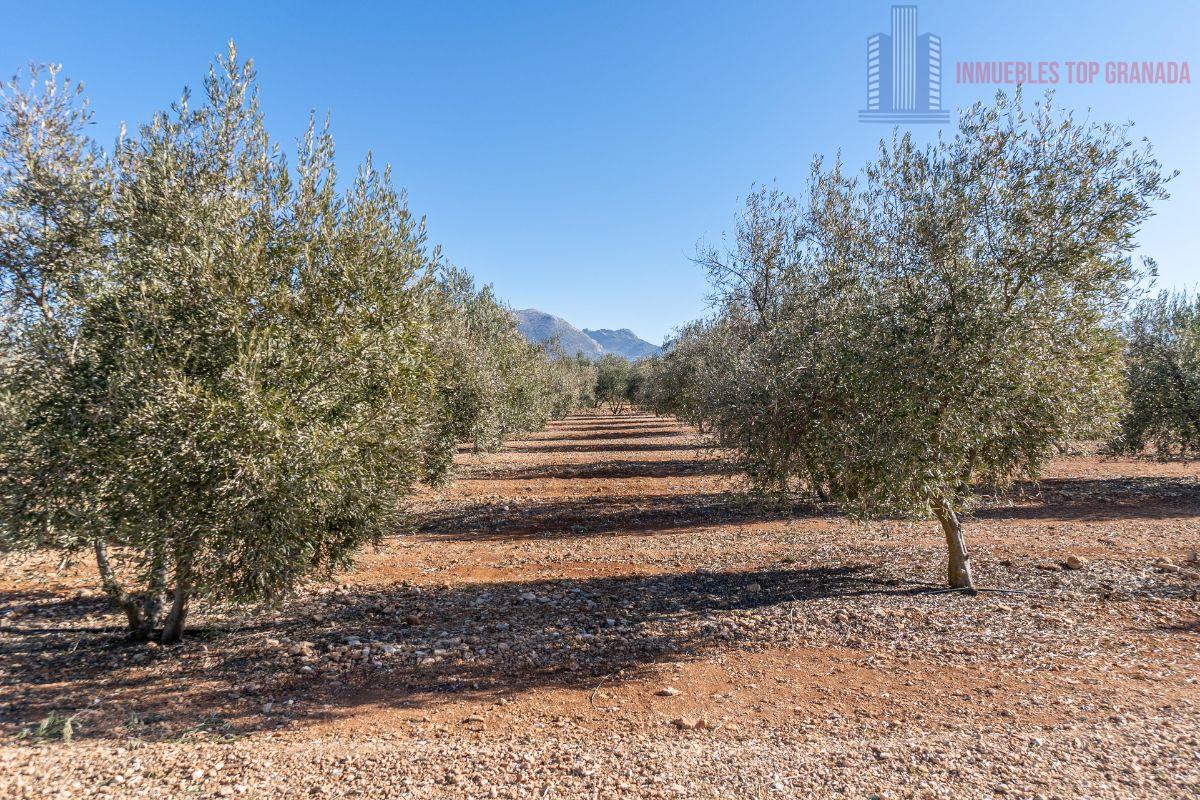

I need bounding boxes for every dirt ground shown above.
[1,410,1198,798]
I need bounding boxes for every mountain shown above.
[583,328,662,360]
[511,309,661,360]
[512,309,604,359]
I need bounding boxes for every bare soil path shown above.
[2,410,1199,798]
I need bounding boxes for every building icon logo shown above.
[859,5,950,124]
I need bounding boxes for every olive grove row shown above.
[0,48,595,642]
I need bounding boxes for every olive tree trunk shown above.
[160,555,193,644]
[93,542,173,640]
[94,541,151,638]
[142,554,168,631]
[932,497,976,592]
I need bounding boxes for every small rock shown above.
[671,717,700,730]
[1064,555,1087,570]
[657,687,681,697]
[746,582,762,593]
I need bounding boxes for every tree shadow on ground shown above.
[470,458,734,481]
[0,563,925,742]
[531,429,691,443]
[548,421,673,431]
[1,590,115,631]
[975,477,1200,522]
[506,442,702,454]
[417,491,817,542]
[1155,619,1200,634]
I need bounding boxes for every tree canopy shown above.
[645,91,1170,590]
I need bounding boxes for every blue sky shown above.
[3,1,1196,344]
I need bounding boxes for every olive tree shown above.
[560,352,598,411]
[625,358,652,407]
[593,354,632,413]
[538,349,597,418]
[0,50,440,642]
[694,92,1169,590]
[1115,290,1200,457]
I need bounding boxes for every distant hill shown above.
[511,309,660,361]
[583,328,662,360]
[512,309,604,359]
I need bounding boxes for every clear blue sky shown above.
[3,0,1197,344]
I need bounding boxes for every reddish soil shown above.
[1,410,1198,798]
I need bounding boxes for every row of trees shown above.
[0,48,592,642]
[592,354,650,413]
[1115,291,1200,458]
[640,287,1200,460]
[640,91,1173,591]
